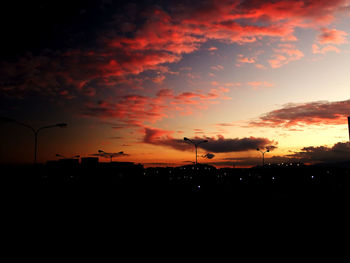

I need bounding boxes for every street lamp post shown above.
[257,148,269,166]
[184,137,208,165]
[1,117,67,163]
[98,150,124,162]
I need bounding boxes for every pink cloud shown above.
[210,65,224,71]
[269,44,304,68]
[83,87,230,125]
[237,55,256,64]
[255,64,267,70]
[250,99,350,128]
[312,44,340,54]
[318,28,348,44]
[2,0,350,99]
[152,75,166,84]
[246,81,275,90]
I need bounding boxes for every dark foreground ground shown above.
[2,163,350,254]
[2,163,350,213]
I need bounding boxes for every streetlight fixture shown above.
[1,117,67,164]
[184,137,208,165]
[257,148,269,166]
[98,150,124,162]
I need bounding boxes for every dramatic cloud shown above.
[250,99,350,128]
[142,127,192,151]
[82,88,230,125]
[142,128,276,153]
[2,0,350,99]
[210,142,350,167]
[199,135,276,153]
[288,142,350,163]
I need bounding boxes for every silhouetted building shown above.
[81,157,99,167]
[58,158,79,168]
[46,160,59,168]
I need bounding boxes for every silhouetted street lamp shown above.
[98,150,124,162]
[1,117,67,163]
[184,137,208,165]
[257,148,269,166]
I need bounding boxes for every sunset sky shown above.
[1,0,350,167]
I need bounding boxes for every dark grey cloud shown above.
[199,136,276,153]
[288,141,350,163]
[202,153,215,159]
[142,127,276,153]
